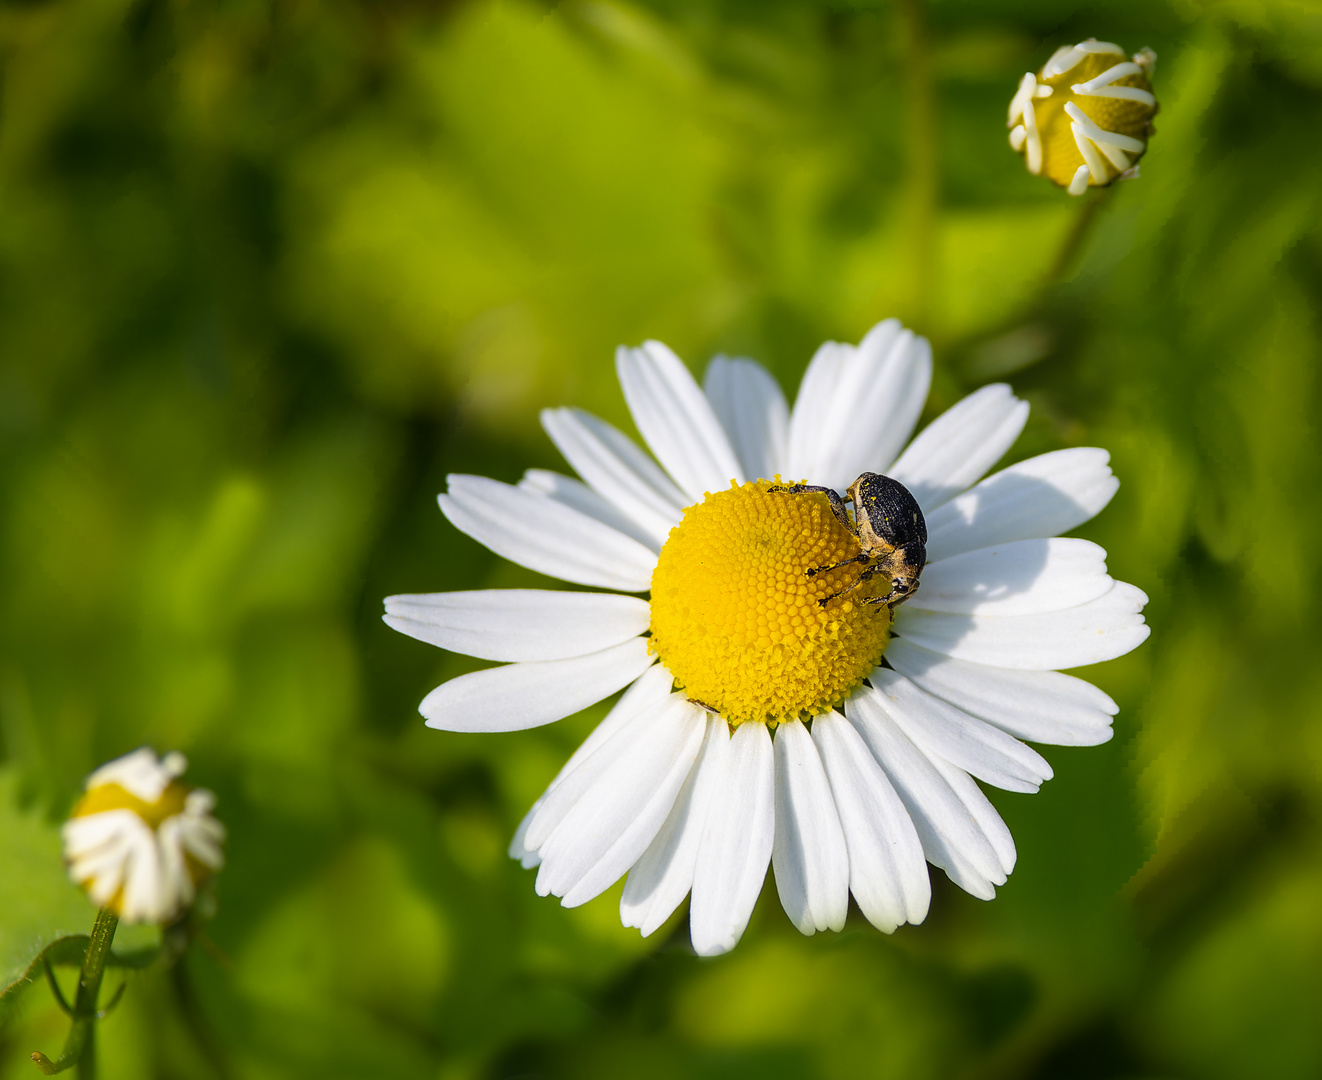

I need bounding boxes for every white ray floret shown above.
[418,637,655,733]
[688,721,774,957]
[385,590,651,662]
[1042,39,1124,80]
[1066,101,1147,182]
[1007,72,1055,175]
[811,712,929,931]
[1072,61,1157,106]
[772,718,850,935]
[704,356,790,484]
[621,714,730,936]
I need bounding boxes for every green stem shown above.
[31,909,119,1077]
[1044,186,1111,288]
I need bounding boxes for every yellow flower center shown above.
[648,479,891,726]
[72,780,190,828]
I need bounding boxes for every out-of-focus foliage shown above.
[0,771,105,1004]
[1,0,1320,1076]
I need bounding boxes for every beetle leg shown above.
[817,574,866,607]
[816,560,886,605]
[805,552,869,578]
[770,483,854,533]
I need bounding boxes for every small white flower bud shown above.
[63,748,225,924]
[1008,39,1158,194]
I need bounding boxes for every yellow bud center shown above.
[72,780,190,828]
[648,479,891,726]
[1036,52,1155,187]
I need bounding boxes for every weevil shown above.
[773,473,927,609]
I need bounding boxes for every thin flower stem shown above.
[1044,185,1112,287]
[945,185,1116,370]
[30,909,120,1078]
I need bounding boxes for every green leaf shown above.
[0,770,161,1022]
[0,771,100,999]
[0,936,87,1023]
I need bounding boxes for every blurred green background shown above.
[2,0,1321,1076]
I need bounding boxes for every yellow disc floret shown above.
[648,479,891,726]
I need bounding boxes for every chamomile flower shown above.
[1009,39,1158,194]
[63,748,225,924]
[386,319,1149,955]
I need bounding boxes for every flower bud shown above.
[1008,39,1157,195]
[63,748,225,924]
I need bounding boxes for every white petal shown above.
[785,340,852,483]
[519,469,662,551]
[157,817,196,909]
[63,810,135,858]
[894,581,1150,670]
[888,385,1029,511]
[924,448,1119,562]
[787,321,933,491]
[513,665,675,868]
[846,692,1012,900]
[65,814,136,905]
[703,357,790,482]
[119,826,168,923]
[812,712,930,932]
[552,664,677,779]
[822,322,933,486]
[67,831,130,873]
[911,539,1112,616]
[383,589,650,663]
[885,637,1116,748]
[440,474,657,591]
[71,848,128,895]
[620,714,729,936]
[509,799,544,869]
[81,848,126,907]
[85,748,185,803]
[541,408,686,548]
[863,674,1053,793]
[689,721,775,956]
[176,814,225,870]
[616,341,744,503]
[183,788,217,816]
[523,704,664,856]
[771,719,849,935]
[929,751,1017,880]
[532,696,706,906]
[419,638,655,732]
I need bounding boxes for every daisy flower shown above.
[63,748,226,924]
[386,319,1149,956]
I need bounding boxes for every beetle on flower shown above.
[385,319,1149,956]
[774,472,928,609]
